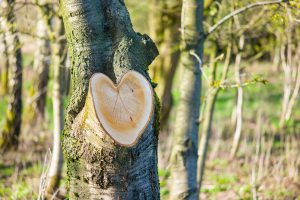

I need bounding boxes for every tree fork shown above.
[60,0,160,199]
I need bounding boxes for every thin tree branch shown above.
[189,50,208,81]
[206,0,284,36]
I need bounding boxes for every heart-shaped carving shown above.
[90,70,154,146]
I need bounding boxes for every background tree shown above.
[197,43,232,194]
[29,15,50,121]
[0,29,9,95]
[230,14,245,159]
[279,7,300,128]
[149,0,182,126]
[0,0,23,152]
[169,0,203,199]
[45,17,66,197]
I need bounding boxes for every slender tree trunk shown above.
[64,53,71,96]
[0,32,9,95]
[197,44,231,196]
[149,0,182,170]
[149,0,181,126]
[230,17,245,158]
[169,0,204,199]
[272,32,281,72]
[279,25,295,128]
[285,46,300,121]
[30,18,51,121]
[159,0,181,126]
[280,45,292,127]
[197,88,217,180]
[197,50,218,192]
[0,0,23,152]
[60,0,160,199]
[149,0,165,94]
[45,18,65,197]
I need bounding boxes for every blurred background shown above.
[0,0,299,199]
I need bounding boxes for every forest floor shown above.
[1,128,299,200]
[0,62,300,200]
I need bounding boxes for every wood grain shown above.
[90,70,154,146]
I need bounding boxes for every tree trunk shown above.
[0,0,23,152]
[149,0,182,169]
[149,0,181,127]
[279,23,297,128]
[285,46,300,121]
[197,44,232,196]
[0,32,9,95]
[169,0,204,199]
[197,88,217,191]
[230,16,245,159]
[30,18,51,121]
[149,0,165,92]
[60,0,160,199]
[158,0,181,127]
[279,45,292,127]
[45,18,65,197]
[272,32,281,72]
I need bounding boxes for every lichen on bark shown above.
[60,0,160,199]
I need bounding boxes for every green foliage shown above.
[271,13,286,25]
[237,184,252,199]
[201,173,237,194]
[0,181,36,199]
[210,158,229,167]
[0,164,14,177]
[289,0,300,9]
[153,91,161,137]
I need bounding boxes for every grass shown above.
[0,162,42,199]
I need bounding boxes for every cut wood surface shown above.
[90,70,154,146]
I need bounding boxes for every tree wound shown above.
[90,70,154,146]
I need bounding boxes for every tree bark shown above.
[60,0,160,199]
[30,18,51,121]
[197,44,232,196]
[0,32,9,95]
[279,44,291,128]
[148,0,182,169]
[279,19,299,128]
[230,15,245,159]
[285,46,300,122]
[279,21,300,127]
[169,0,204,199]
[0,0,23,152]
[197,88,217,193]
[272,32,281,72]
[149,0,181,127]
[45,18,65,197]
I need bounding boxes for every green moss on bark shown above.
[153,91,161,138]
[60,0,160,198]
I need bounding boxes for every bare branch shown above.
[206,0,284,36]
